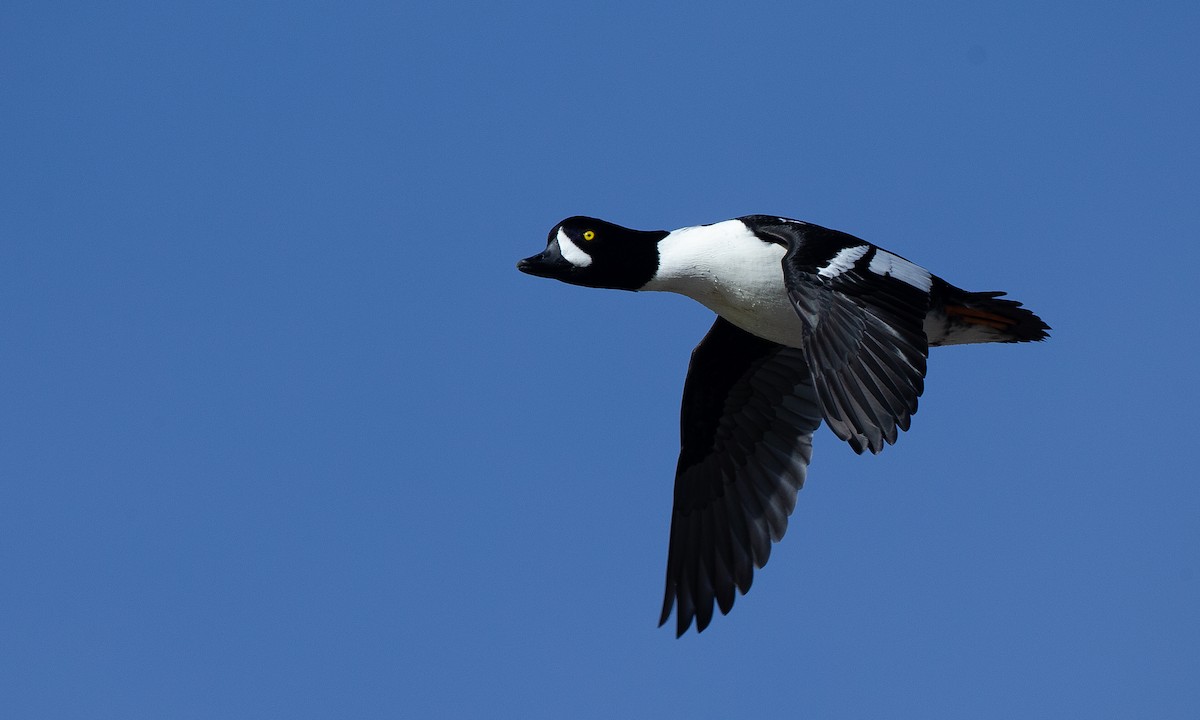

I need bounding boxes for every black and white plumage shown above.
[517,214,1049,637]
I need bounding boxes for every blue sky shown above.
[2,1,1198,717]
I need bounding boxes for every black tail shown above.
[931,279,1050,345]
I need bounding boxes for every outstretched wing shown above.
[660,317,823,637]
[749,218,931,455]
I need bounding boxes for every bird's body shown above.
[643,220,803,346]
[518,214,1049,636]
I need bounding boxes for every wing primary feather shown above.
[664,317,823,634]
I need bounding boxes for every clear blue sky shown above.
[2,1,1198,717]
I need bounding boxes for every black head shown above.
[517,216,666,291]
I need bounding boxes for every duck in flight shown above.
[518,214,1049,637]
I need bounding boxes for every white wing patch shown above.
[868,250,932,292]
[556,228,592,268]
[818,245,870,279]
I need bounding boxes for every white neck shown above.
[641,220,805,347]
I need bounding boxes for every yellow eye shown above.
[582,230,596,241]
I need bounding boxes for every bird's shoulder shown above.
[736,215,880,272]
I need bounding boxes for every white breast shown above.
[641,220,806,348]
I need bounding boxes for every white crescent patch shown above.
[556,228,592,268]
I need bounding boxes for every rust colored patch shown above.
[945,305,1012,330]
